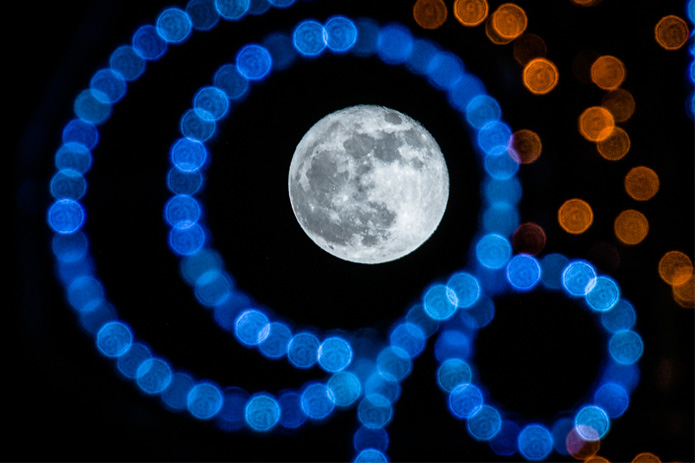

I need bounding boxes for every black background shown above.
[12,0,694,461]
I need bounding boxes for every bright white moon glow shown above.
[288,105,450,264]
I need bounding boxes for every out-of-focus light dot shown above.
[483,178,522,205]
[109,45,145,81]
[565,425,601,459]
[510,129,542,164]
[63,119,98,150]
[169,223,206,255]
[609,330,644,364]
[180,109,215,141]
[423,284,458,320]
[269,0,296,7]
[180,248,223,285]
[245,394,280,431]
[602,89,636,123]
[558,198,593,234]
[506,254,541,290]
[288,332,320,368]
[136,358,173,395]
[562,260,597,296]
[259,322,292,359]
[377,23,414,65]
[301,383,335,420]
[50,169,86,200]
[156,7,192,43]
[96,321,132,358]
[466,95,501,129]
[358,394,392,429]
[591,55,626,90]
[354,449,388,463]
[194,270,232,307]
[377,346,412,381]
[132,25,167,60]
[434,329,472,362]
[453,0,489,26]
[673,273,695,308]
[437,358,472,392]
[293,20,327,56]
[602,361,640,393]
[600,299,636,333]
[327,371,361,407]
[484,151,519,180]
[187,383,223,419]
[406,304,439,338]
[74,89,111,124]
[449,383,483,419]
[655,15,689,50]
[427,51,464,90]
[52,232,88,263]
[325,16,357,53]
[90,69,126,104]
[318,336,353,372]
[551,418,573,456]
[513,33,547,66]
[575,405,610,440]
[518,424,553,461]
[352,18,379,57]
[579,106,615,142]
[614,209,648,245]
[571,0,602,5]
[68,275,104,312]
[490,3,527,40]
[586,276,620,312]
[247,0,271,15]
[459,296,495,330]
[597,127,631,161]
[194,86,229,121]
[236,44,272,80]
[234,309,270,346]
[594,382,629,418]
[117,342,150,378]
[490,420,521,456]
[467,405,502,440]
[659,251,694,286]
[523,58,559,95]
[48,199,85,234]
[165,195,201,229]
[214,64,249,100]
[540,253,569,290]
[413,0,448,30]
[215,0,250,20]
[186,0,220,31]
[624,166,659,201]
[171,137,207,172]
[216,387,249,432]
[512,222,546,255]
[365,372,401,403]
[353,426,389,452]
[476,233,512,269]
[447,272,480,308]
[632,452,662,462]
[477,121,512,156]
[56,142,92,174]
[161,372,194,410]
[278,391,307,429]
[389,322,426,358]
[406,38,440,74]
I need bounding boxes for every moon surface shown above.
[288,105,449,264]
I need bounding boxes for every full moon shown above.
[288,105,449,264]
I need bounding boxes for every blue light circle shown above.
[517,424,553,461]
[423,284,457,320]
[288,332,320,369]
[327,371,362,407]
[234,309,271,346]
[278,391,307,429]
[437,358,472,392]
[245,394,281,431]
[194,86,230,121]
[354,449,387,463]
[165,195,201,229]
[301,383,335,420]
[215,0,250,20]
[136,358,173,395]
[293,20,327,56]
[377,23,414,65]
[376,346,412,381]
[467,405,502,441]
[186,0,220,31]
[358,394,392,429]
[318,336,353,372]
[96,321,133,358]
[575,405,610,440]
[506,254,541,290]
[609,330,644,365]
[236,44,273,80]
[156,7,192,43]
[449,383,483,419]
[109,46,145,81]
[259,322,292,359]
[48,199,85,234]
[447,272,481,308]
[476,233,512,269]
[562,260,597,296]
[585,276,620,312]
[389,322,426,358]
[325,16,357,52]
[593,382,629,418]
[162,372,195,410]
[132,25,168,60]
[187,383,223,419]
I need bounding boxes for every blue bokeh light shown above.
[51,168,86,200]
[354,449,387,463]
[406,304,439,338]
[74,89,112,124]
[90,69,126,104]
[447,272,480,308]
[506,254,541,290]
[594,382,629,418]
[434,330,472,363]
[234,309,270,346]
[132,25,167,60]
[161,372,195,410]
[168,223,206,255]
[449,383,483,419]
[448,74,486,112]
[376,346,412,381]
[79,301,117,336]
[215,0,250,20]
[601,361,640,393]
[136,358,173,395]
[167,166,203,195]
[187,382,223,419]
[318,336,353,372]
[600,299,636,333]
[354,426,389,452]
[609,330,644,365]
[406,39,440,75]
[52,232,89,263]
[517,424,553,461]
[389,322,426,358]
[288,332,320,369]
[63,119,98,150]
[484,151,519,180]
[194,270,233,307]
[550,418,574,456]
[293,20,327,57]
[483,178,522,206]
[427,51,465,90]
[325,16,357,53]
[278,391,307,429]
[365,372,401,403]
[180,248,223,285]
[262,33,297,71]
[459,296,495,330]
[55,142,92,174]
[269,0,296,7]
[490,420,521,457]
[171,137,207,172]
[186,0,220,31]
[351,18,379,57]
[562,260,597,296]
[109,46,145,81]
[437,358,472,392]
[194,86,229,121]
[259,322,292,359]
[478,121,512,156]
[482,202,519,236]
[216,387,249,431]
[358,394,392,429]
[245,394,281,431]
[236,44,273,80]
[575,405,610,440]
[214,64,249,100]
[476,233,512,269]
[116,342,151,379]
[540,253,569,290]
[423,284,457,320]
[585,276,620,312]
[156,7,192,43]
[165,195,201,229]
[327,371,362,407]
[377,23,414,65]
[96,321,133,358]
[467,405,502,441]
[465,95,501,130]
[247,0,271,16]
[301,383,335,420]
[67,275,104,312]
[180,109,216,141]
[48,199,85,234]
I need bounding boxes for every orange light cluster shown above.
[659,251,695,308]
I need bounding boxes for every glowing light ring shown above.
[432,255,642,461]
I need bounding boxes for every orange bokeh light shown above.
[513,33,547,66]
[658,251,694,286]
[625,166,660,201]
[655,15,689,50]
[523,58,559,95]
[585,457,611,463]
[579,106,615,142]
[570,0,603,6]
[413,0,448,30]
[602,89,636,123]
[558,199,594,234]
[632,452,662,463]
[453,0,488,27]
[673,273,695,308]
[490,3,527,40]
[597,127,631,161]
[512,222,546,255]
[590,55,626,90]
[510,129,542,163]
[614,209,649,245]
